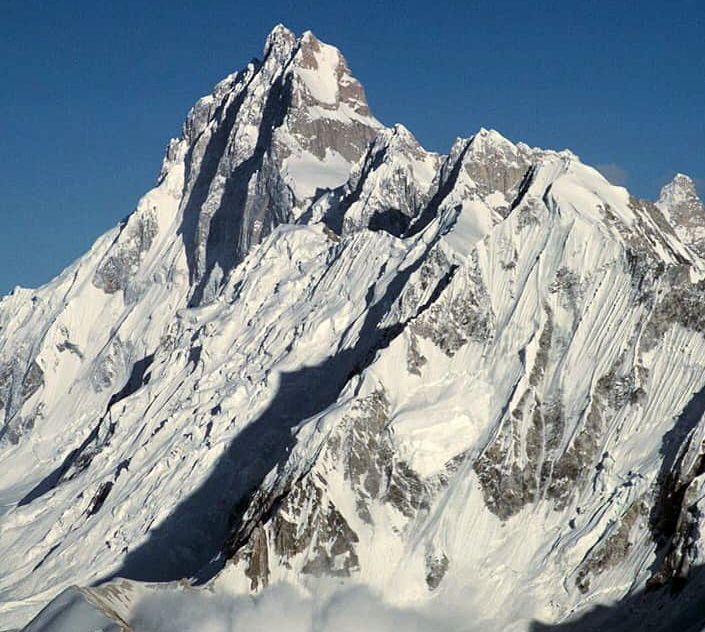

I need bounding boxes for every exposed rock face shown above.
[411,252,493,356]
[224,380,466,595]
[641,278,705,352]
[93,210,159,295]
[575,499,648,594]
[0,358,44,445]
[4,23,705,632]
[287,31,379,163]
[425,550,449,590]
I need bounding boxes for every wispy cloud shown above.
[595,163,629,186]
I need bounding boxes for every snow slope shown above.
[2,24,705,632]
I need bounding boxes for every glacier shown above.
[1,24,705,632]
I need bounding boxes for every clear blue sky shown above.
[1,0,703,295]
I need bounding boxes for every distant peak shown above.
[263,27,335,71]
[470,127,515,150]
[300,30,320,45]
[656,171,704,243]
[267,23,295,41]
[263,23,297,60]
[655,172,705,257]
[659,172,700,203]
[475,127,502,138]
[671,173,697,191]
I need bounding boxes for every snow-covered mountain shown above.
[3,25,705,632]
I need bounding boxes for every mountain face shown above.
[2,25,705,632]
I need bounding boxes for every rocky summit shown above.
[2,25,705,632]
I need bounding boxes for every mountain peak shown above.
[656,172,705,257]
[674,172,695,183]
[465,128,522,160]
[300,29,320,44]
[168,25,382,305]
[663,172,699,197]
[263,23,297,59]
[289,31,374,120]
[658,172,702,207]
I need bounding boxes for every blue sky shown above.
[1,0,703,295]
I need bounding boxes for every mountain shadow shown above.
[649,381,705,573]
[530,564,705,632]
[101,228,452,584]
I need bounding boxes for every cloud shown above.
[595,163,629,186]
[129,582,468,632]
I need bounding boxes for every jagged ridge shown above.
[1,24,705,632]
